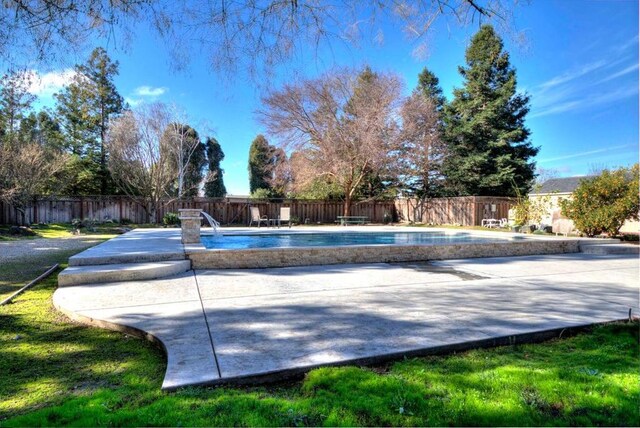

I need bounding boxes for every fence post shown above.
[33,197,38,224]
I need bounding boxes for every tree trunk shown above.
[17,207,26,226]
[343,194,351,217]
[100,105,107,195]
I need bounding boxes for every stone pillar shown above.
[178,209,202,244]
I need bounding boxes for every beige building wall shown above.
[529,193,639,235]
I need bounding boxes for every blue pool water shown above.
[201,231,513,250]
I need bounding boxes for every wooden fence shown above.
[394,196,515,226]
[0,196,398,225]
[0,195,514,226]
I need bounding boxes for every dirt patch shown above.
[0,237,104,264]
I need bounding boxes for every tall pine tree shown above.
[55,47,123,195]
[442,25,538,197]
[79,47,124,194]
[0,70,36,146]
[416,67,446,112]
[204,137,227,197]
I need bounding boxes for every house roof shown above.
[533,176,597,194]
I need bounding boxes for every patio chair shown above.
[499,218,508,228]
[278,207,291,229]
[249,207,268,228]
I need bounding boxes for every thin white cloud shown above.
[134,85,167,97]
[536,60,606,92]
[529,33,639,119]
[529,100,581,118]
[125,85,167,107]
[615,34,639,53]
[27,69,76,97]
[598,63,639,84]
[531,84,638,118]
[538,143,634,163]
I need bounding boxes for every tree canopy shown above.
[54,47,124,195]
[560,164,639,237]
[259,67,402,214]
[442,24,538,197]
[0,1,521,79]
[204,137,227,198]
[248,135,274,195]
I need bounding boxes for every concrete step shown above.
[68,251,186,267]
[58,260,192,287]
[581,243,639,255]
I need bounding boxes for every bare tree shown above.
[162,118,204,198]
[258,67,401,216]
[107,103,176,223]
[269,146,291,197]
[0,143,67,224]
[398,92,446,197]
[1,1,522,77]
[534,166,560,185]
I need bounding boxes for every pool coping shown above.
[185,226,620,269]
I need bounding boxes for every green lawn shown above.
[0,222,158,241]
[1,263,638,426]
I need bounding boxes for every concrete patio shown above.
[54,249,639,390]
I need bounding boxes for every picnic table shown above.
[337,216,368,226]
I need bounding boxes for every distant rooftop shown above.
[533,176,597,194]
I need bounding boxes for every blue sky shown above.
[26,0,639,195]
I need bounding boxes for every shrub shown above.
[162,212,181,227]
[71,218,82,229]
[510,183,552,227]
[72,218,98,232]
[249,188,272,199]
[9,226,36,236]
[560,164,639,237]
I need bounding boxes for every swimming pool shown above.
[201,231,515,250]
[187,227,579,269]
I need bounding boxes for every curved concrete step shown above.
[581,243,639,255]
[58,260,192,287]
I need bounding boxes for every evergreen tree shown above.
[248,134,273,194]
[442,25,538,197]
[416,67,446,112]
[54,81,90,156]
[0,70,36,146]
[19,110,65,149]
[54,47,123,195]
[203,137,227,197]
[54,80,100,195]
[78,47,124,194]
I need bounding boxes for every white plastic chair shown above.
[279,207,291,229]
[249,207,268,227]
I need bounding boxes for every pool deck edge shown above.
[187,238,583,269]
